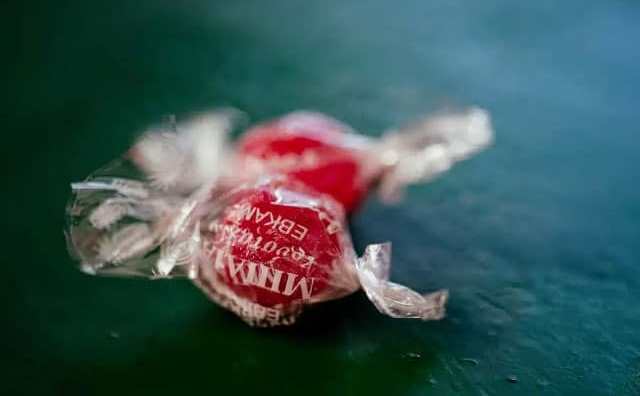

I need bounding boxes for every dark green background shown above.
[4,1,640,395]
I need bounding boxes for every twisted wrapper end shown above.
[129,108,243,194]
[377,107,493,202]
[65,109,242,279]
[356,243,448,320]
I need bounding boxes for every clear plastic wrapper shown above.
[66,109,239,278]
[67,175,447,326]
[127,107,493,212]
[66,107,493,326]
[234,108,493,211]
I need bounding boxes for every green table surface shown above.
[4,1,640,395]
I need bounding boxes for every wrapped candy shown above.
[235,112,373,212]
[196,176,355,322]
[235,109,493,211]
[65,107,493,326]
[67,175,448,326]
[193,176,449,326]
[128,108,493,212]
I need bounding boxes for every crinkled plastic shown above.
[66,109,239,278]
[127,108,493,211]
[234,108,493,211]
[66,107,493,326]
[67,174,448,326]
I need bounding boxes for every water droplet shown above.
[507,375,518,384]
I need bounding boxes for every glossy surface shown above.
[200,178,346,309]
[237,112,370,212]
[4,1,640,395]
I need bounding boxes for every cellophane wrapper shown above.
[65,107,494,326]
[233,108,493,211]
[67,172,448,326]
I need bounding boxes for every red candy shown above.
[195,177,358,325]
[237,112,375,213]
[66,108,481,326]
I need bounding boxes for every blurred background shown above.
[3,1,639,395]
